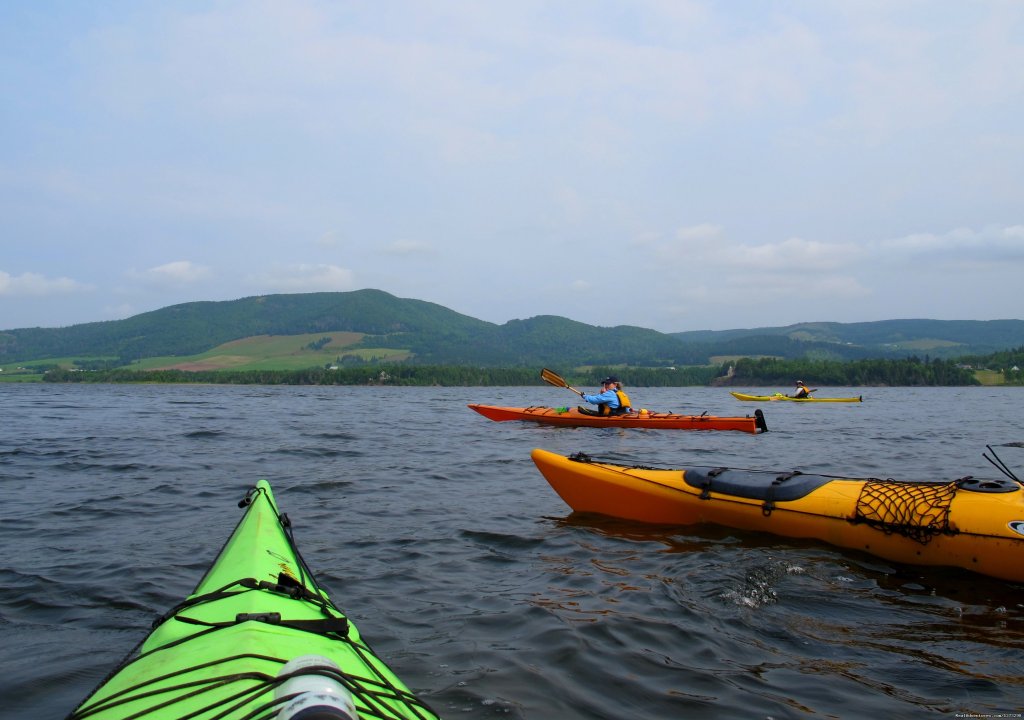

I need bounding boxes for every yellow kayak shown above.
[730,391,863,403]
[531,448,1024,582]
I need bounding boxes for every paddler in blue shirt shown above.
[579,376,622,416]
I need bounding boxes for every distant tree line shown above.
[44,365,714,387]
[42,366,547,386]
[40,354,992,387]
[724,356,979,386]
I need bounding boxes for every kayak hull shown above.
[468,404,767,433]
[530,448,1024,582]
[68,480,439,720]
[730,391,862,403]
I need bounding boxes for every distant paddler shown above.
[789,380,816,399]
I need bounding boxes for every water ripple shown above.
[1,384,1022,718]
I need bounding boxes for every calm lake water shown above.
[1,383,1022,719]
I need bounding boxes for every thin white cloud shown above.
[101,303,139,321]
[726,237,862,271]
[0,271,91,296]
[131,261,212,286]
[256,264,357,292]
[878,225,1024,266]
[651,227,862,272]
[382,240,436,256]
[316,231,344,248]
[661,270,873,330]
[676,223,724,241]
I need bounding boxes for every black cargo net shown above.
[853,479,958,544]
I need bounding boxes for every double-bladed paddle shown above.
[540,368,584,397]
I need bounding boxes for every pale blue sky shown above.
[2,1,1022,332]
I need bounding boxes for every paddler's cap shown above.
[796,380,805,386]
[602,376,620,384]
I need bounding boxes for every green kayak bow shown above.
[68,480,440,720]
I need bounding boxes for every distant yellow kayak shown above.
[730,391,862,403]
[531,448,1024,582]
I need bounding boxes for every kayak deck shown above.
[469,404,768,433]
[68,480,439,720]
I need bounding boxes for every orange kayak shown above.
[468,404,767,433]
[530,448,1024,581]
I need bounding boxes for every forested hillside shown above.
[0,290,489,363]
[2,289,1023,369]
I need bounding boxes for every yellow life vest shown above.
[590,388,632,416]
[615,389,632,410]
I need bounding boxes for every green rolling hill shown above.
[2,290,1023,372]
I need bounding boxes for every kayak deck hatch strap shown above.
[566,452,832,502]
[173,605,351,636]
[150,575,334,629]
[852,479,958,544]
[684,467,834,506]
